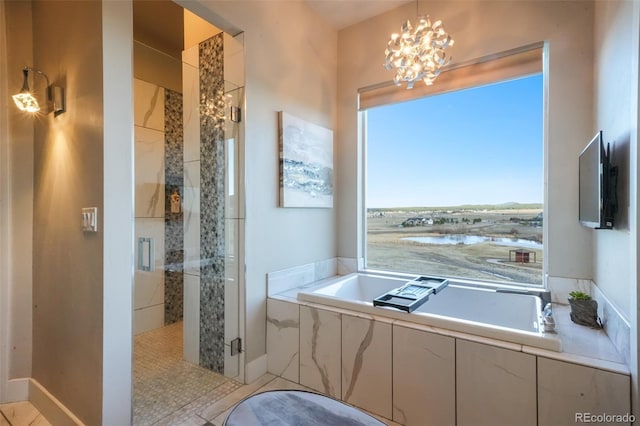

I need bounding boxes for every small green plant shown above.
[569,291,591,300]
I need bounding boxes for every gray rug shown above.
[224,390,386,426]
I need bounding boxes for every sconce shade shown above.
[11,66,65,116]
[12,68,40,113]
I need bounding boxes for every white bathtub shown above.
[297,272,562,351]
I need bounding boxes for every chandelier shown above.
[384,14,454,89]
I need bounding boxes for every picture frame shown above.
[278,111,334,208]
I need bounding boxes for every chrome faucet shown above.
[495,288,552,307]
[542,303,556,333]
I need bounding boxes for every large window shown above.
[365,74,543,285]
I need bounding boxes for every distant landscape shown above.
[367,202,543,285]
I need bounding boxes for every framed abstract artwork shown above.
[278,112,334,208]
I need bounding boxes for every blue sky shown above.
[366,74,543,208]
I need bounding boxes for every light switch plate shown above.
[81,207,98,232]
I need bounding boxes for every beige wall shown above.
[31,1,104,424]
[133,41,181,92]
[178,0,338,364]
[337,1,595,281]
[593,0,636,320]
[4,0,34,383]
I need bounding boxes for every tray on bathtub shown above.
[373,277,449,313]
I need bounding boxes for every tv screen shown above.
[579,131,615,229]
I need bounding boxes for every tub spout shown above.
[495,288,552,307]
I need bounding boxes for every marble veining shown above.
[343,319,374,402]
[266,299,300,381]
[341,316,392,419]
[266,316,299,330]
[134,126,165,218]
[309,307,335,396]
[147,169,163,217]
[143,85,162,128]
[392,325,456,426]
[199,33,226,373]
[165,89,184,325]
[299,306,341,398]
[134,79,165,131]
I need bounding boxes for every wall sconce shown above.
[12,67,65,116]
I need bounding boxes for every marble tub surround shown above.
[546,275,631,368]
[266,299,299,382]
[341,315,392,419]
[546,275,591,304]
[299,305,342,398]
[537,357,631,426]
[267,258,338,296]
[457,340,537,426]
[522,303,628,375]
[591,281,631,366]
[393,325,455,426]
[266,293,630,426]
[337,257,359,275]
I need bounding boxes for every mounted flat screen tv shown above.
[579,131,618,229]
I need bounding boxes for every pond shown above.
[402,235,542,249]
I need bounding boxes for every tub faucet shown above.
[542,303,556,333]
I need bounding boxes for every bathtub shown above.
[297,272,562,351]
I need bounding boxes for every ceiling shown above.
[132,0,413,54]
[306,0,413,30]
[133,0,184,59]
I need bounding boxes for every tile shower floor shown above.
[134,322,242,425]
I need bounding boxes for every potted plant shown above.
[568,291,601,328]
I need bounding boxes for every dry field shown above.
[367,207,543,285]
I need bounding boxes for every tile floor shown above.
[0,400,51,426]
[0,374,401,426]
[0,322,402,425]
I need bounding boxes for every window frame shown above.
[358,43,549,288]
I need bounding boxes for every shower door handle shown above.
[138,237,155,272]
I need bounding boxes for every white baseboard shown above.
[245,354,267,384]
[1,378,29,403]
[29,379,84,425]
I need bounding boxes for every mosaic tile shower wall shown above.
[199,33,226,373]
[165,89,184,325]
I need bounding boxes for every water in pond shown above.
[403,235,542,249]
